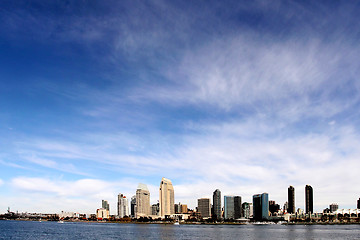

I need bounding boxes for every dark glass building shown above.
[253,194,262,221]
[224,195,242,220]
[288,185,295,213]
[305,185,313,214]
[261,193,269,220]
[212,189,222,220]
[269,200,280,215]
[357,198,360,209]
[234,196,242,219]
[253,193,269,221]
[130,195,136,218]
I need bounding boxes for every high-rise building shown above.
[198,198,211,218]
[234,196,242,219]
[151,203,159,216]
[283,201,288,213]
[261,193,269,220]
[224,196,235,219]
[288,186,295,214]
[305,185,313,214]
[159,177,175,217]
[357,198,360,209]
[181,204,188,213]
[175,203,182,214]
[213,189,221,220]
[102,200,109,212]
[224,196,242,219]
[242,202,252,219]
[136,183,150,217]
[329,203,338,213]
[130,195,136,218]
[253,195,261,220]
[253,193,269,221]
[117,193,129,218]
[269,200,280,215]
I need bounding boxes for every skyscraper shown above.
[159,177,175,217]
[198,198,211,218]
[151,203,159,216]
[242,202,252,219]
[261,193,269,220]
[117,193,129,218]
[269,200,280,215]
[213,189,221,220]
[253,195,261,220]
[102,200,109,211]
[224,196,235,219]
[357,198,360,209]
[288,186,295,214]
[224,196,242,219]
[136,183,150,217]
[305,185,313,214]
[234,196,242,219]
[130,195,136,218]
[253,193,269,221]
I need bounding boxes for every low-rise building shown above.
[96,208,109,219]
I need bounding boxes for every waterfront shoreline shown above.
[2,219,359,225]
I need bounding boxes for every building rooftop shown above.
[137,183,149,191]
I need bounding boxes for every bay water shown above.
[0,221,359,239]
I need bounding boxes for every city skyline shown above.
[71,181,358,217]
[1,1,360,214]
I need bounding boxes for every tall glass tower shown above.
[213,189,221,220]
[261,193,269,220]
[288,186,295,213]
[253,193,269,221]
[224,195,242,220]
[305,185,313,214]
[234,196,242,219]
[224,196,235,219]
[130,195,136,218]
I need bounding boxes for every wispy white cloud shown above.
[133,35,360,121]
[9,177,140,214]
[0,159,28,170]
[9,118,360,211]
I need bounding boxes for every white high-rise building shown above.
[136,183,150,217]
[159,177,175,217]
[117,193,129,218]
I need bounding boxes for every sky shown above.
[0,0,360,214]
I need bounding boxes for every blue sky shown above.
[1,0,360,214]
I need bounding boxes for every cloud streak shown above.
[7,117,360,211]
